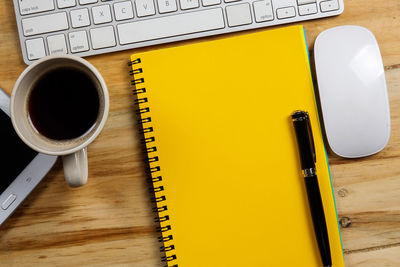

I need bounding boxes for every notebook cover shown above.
[130,25,344,267]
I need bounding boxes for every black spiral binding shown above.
[129,58,177,267]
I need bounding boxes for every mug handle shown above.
[62,148,88,187]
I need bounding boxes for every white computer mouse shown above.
[314,25,390,158]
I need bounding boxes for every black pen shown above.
[291,110,332,267]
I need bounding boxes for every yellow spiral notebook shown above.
[130,26,344,266]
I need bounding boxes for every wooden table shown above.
[0,0,399,265]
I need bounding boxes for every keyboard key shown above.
[320,0,339,12]
[202,0,221,7]
[90,26,116,49]
[57,0,77,8]
[180,0,199,10]
[71,9,90,28]
[253,0,273,22]
[158,0,177,13]
[47,34,68,55]
[22,13,69,37]
[69,31,89,53]
[135,0,156,17]
[19,0,54,15]
[297,0,316,5]
[92,5,112,24]
[224,0,240,3]
[276,6,296,19]
[26,38,46,60]
[117,8,224,44]
[114,1,134,20]
[298,3,317,15]
[226,3,252,27]
[79,0,98,4]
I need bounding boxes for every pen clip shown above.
[305,112,316,163]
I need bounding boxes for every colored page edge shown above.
[302,27,345,262]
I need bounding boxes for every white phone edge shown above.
[0,88,57,227]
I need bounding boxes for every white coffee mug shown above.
[10,55,109,187]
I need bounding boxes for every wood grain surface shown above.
[0,0,399,266]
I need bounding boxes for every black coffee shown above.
[28,67,100,140]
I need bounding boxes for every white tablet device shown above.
[0,88,57,226]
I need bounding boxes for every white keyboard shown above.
[13,0,343,64]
